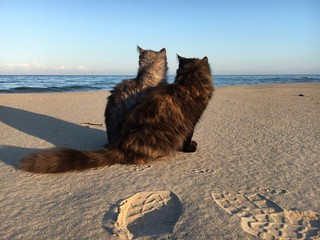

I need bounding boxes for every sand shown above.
[1,82,320,239]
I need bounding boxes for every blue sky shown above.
[0,0,319,75]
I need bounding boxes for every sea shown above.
[0,75,319,94]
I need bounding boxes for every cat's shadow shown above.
[0,106,106,168]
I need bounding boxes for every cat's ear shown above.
[160,48,166,57]
[202,56,208,63]
[137,46,144,53]
[177,54,184,61]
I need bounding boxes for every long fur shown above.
[19,56,214,173]
[105,46,167,146]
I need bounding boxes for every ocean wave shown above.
[0,85,102,93]
[0,75,319,93]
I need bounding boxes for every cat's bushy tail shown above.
[19,148,125,173]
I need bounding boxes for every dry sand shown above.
[1,83,320,239]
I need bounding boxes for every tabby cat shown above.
[105,46,167,146]
[19,56,214,173]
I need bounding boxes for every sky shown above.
[0,0,319,75]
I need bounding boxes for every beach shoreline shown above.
[1,74,319,94]
[1,82,320,239]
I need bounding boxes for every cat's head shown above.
[137,46,167,69]
[176,55,210,79]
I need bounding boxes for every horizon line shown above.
[1,73,319,76]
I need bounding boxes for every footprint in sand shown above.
[212,190,320,239]
[131,165,151,171]
[257,187,287,197]
[188,168,214,174]
[211,190,284,218]
[114,191,183,240]
[241,210,320,239]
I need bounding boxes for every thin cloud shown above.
[0,63,102,74]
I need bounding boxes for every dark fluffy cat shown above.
[19,56,214,173]
[105,46,167,146]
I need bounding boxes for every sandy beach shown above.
[1,82,320,239]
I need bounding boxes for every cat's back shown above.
[108,78,142,104]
